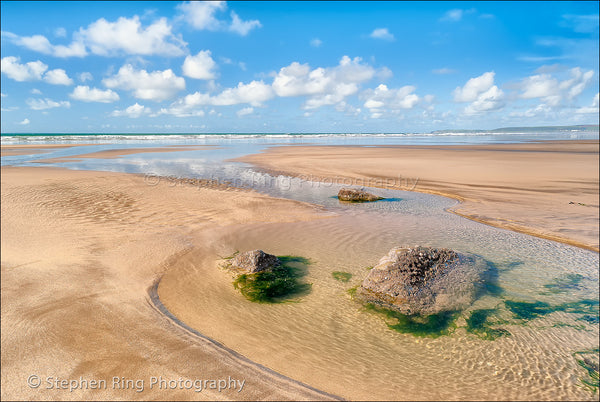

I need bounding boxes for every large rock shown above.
[231,250,281,273]
[358,246,487,315]
[338,188,383,202]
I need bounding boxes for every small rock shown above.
[231,250,281,273]
[338,188,384,202]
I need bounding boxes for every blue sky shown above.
[1,1,598,133]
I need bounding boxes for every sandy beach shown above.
[0,166,335,400]
[238,140,600,251]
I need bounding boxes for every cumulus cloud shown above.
[18,118,30,125]
[518,67,594,106]
[182,50,217,80]
[236,107,254,117]
[2,31,87,57]
[453,71,504,114]
[110,103,151,118]
[1,56,47,81]
[69,85,119,103]
[43,69,73,85]
[361,84,420,118]
[160,80,273,117]
[26,98,70,110]
[229,11,262,36]
[370,28,395,41]
[272,56,377,109]
[103,64,185,101]
[1,56,74,85]
[178,1,261,36]
[80,16,186,56]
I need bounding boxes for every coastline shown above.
[236,140,599,252]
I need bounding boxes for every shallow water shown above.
[159,189,598,401]
[3,136,599,400]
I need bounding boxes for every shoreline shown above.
[236,140,599,252]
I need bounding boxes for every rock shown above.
[357,246,488,315]
[338,188,383,202]
[231,250,281,273]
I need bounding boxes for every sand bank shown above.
[237,140,599,251]
[0,166,335,400]
[1,144,97,157]
[31,145,214,163]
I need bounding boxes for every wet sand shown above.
[237,140,599,251]
[0,166,335,400]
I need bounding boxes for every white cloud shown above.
[441,9,464,22]
[229,11,261,36]
[1,56,47,81]
[370,28,394,41]
[236,107,253,117]
[432,68,456,75]
[464,86,505,115]
[310,38,322,47]
[576,92,599,114]
[454,72,504,114]
[43,69,74,85]
[26,98,70,110]
[440,8,476,22]
[1,92,6,97]
[54,27,67,38]
[79,16,186,56]
[3,31,87,57]
[361,84,421,118]
[453,72,496,102]
[1,56,73,85]
[560,14,599,34]
[272,56,377,109]
[160,80,273,117]
[69,86,120,103]
[79,72,93,82]
[182,50,217,80]
[18,118,30,125]
[518,67,594,106]
[178,1,261,36]
[178,1,227,30]
[103,64,185,101]
[110,103,150,118]
[31,88,42,95]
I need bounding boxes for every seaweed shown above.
[364,303,459,338]
[504,300,554,320]
[573,349,599,394]
[347,285,359,298]
[542,273,585,294]
[465,309,511,340]
[232,256,311,303]
[365,266,374,271]
[332,271,353,282]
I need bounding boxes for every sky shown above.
[1,1,598,134]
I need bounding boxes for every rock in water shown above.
[358,246,487,315]
[338,188,383,202]
[230,250,281,273]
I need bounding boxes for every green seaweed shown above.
[347,285,359,298]
[542,273,585,294]
[573,349,599,394]
[504,300,554,320]
[465,309,511,340]
[365,266,374,271]
[232,256,311,303]
[365,303,459,338]
[220,250,239,260]
[332,271,353,282]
